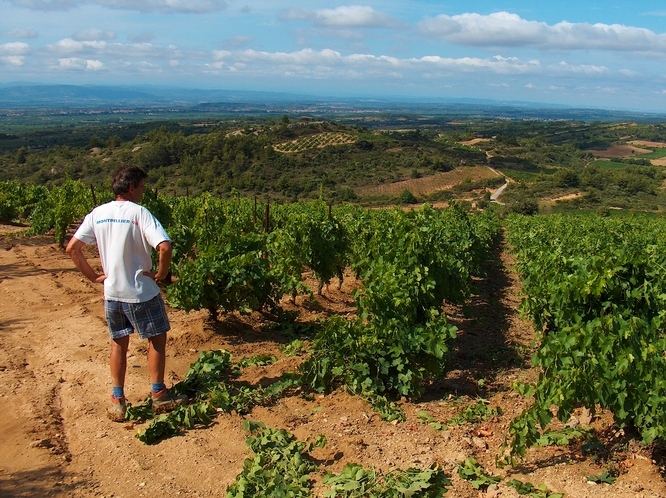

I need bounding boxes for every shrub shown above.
[398,189,418,204]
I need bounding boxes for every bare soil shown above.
[585,144,652,158]
[540,193,585,209]
[459,139,492,146]
[356,166,499,198]
[1,226,666,497]
[627,141,666,148]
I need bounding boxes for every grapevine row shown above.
[3,179,501,427]
[505,213,666,460]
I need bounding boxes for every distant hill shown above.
[0,84,318,107]
[1,83,665,122]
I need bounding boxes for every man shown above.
[66,166,187,422]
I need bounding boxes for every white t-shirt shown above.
[73,200,171,303]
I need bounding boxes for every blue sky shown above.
[2,1,666,112]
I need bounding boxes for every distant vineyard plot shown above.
[587,141,666,166]
[635,146,666,166]
[356,165,501,197]
[585,144,652,158]
[591,159,633,170]
[628,140,666,148]
[273,132,356,153]
[459,138,492,146]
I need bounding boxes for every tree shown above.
[15,147,27,165]
[554,169,580,188]
[507,198,539,216]
[399,189,418,204]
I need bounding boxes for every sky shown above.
[2,1,666,112]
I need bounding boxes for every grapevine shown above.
[504,213,666,461]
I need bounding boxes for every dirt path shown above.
[1,227,665,497]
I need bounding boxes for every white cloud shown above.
[0,42,31,55]
[117,43,167,57]
[7,0,227,13]
[418,11,666,53]
[58,57,87,69]
[46,38,192,60]
[414,54,540,74]
[526,83,536,89]
[0,56,26,66]
[211,50,231,60]
[48,38,106,54]
[86,59,104,70]
[237,48,343,66]
[213,48,541,75]
[419,12,544,47]
[73,29,115,41]
[284,6,398,28]
[135,60,161,71]
[206,48,543,80]
[551,61,609,75]
[57,57,105,70]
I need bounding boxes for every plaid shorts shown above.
[104,294,171,340]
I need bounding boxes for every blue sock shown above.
[152,382,166,394]
[112,386,124,399]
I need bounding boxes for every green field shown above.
[637,147,666,159]
[590,159,631,170]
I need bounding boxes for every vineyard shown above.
[355,166,503,199]
[273,132,357,153]
[505,213,666,460]
[3,178,666,496]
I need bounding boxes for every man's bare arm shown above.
[66,237,107,283]
[143,240,172,281]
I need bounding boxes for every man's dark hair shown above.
[112,166,148,196]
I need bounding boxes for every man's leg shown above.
[147,332,166,386]
[110,335,130,390]
[107,335,130,422]
[131,295,186,412]
[147,332,187,412]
